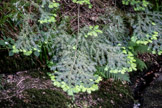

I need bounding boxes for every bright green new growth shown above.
[48,73,102,96]
[122,0,149,11]
[105,47,137,74]
[85,25,103,38]
[72,0,92,8]
[39,0,60,24]
[130,12,162,55]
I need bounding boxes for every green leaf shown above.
[12,49,19,53]
[34,51,40,57]
[135,58,147,71]
[67,89,73,96]
[9,51,14,56]
[0,40,5,46]
[87,89,91,94]
[24,50,32,56]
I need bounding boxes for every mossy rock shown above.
[0,50,38,74]
[26,69,50,80]
[0,96,28,108]
[143,81,162,108]
[91,80,134,108]
[0,88,71,108]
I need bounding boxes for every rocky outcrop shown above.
[143,73,162,108]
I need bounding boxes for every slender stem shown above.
[77,4,80,37]
[72,4,80,68]
[69,4,80,85]
[0,47,9,50]
[74,4,80,61]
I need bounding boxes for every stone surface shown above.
[143,75,162,108]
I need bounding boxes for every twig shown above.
[16,78,25,87]
[69,4,80,83]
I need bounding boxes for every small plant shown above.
[128,41,149,71]
[72,0,92,8]
[122,0,149,11]
[84,25,103,38]
[130,11,162,55]
[0,37,15,56]
[1,0,161,97]
[39,0,60,24]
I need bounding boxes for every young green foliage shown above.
[39,0,60,24]
[122,0,149,11]
[128,41,149,71]
[72,0,92,8]
[130,11,162,55]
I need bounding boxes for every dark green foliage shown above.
[149,0,162,11]
[128,41,149,71]
[0,37,15,56]
[0,0,23,38]
[96,66,130,82]
[0,37,15,48]
[11,0,59,56]
[135,58,147,71]
[130,11,162,55]
[122,0,149,11]
[0,89,71,108]
[80,17,136,73]
[128,41,151,54]
[99,11,129,43]
[0,50,38,74]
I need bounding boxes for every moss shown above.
[23,78,31,83]
[143,81,162,108]
[91,80,134,108]
[25,88,71,107]
[0,88,71,108]
[27,70,49,79]
[28,71,40,78]
[0,96,28,108]
[0,50,38,74]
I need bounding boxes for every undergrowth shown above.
[0,0,161,97]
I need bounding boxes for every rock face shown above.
[156,73,162,81]
[143,75,162,108]
[0,88,71,108]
